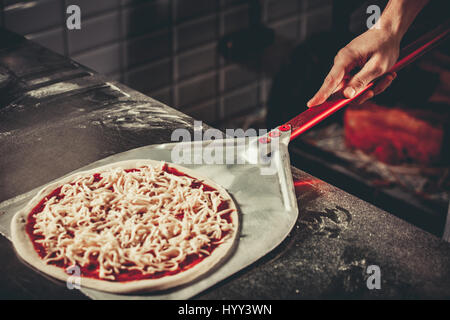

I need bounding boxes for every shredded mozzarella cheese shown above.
[31,163,235,280]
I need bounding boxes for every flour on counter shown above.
[27,82,80,98]
[98,103,192,131]
[106,82,130,98]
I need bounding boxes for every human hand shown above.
[307,28,401,107]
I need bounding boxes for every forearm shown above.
[379,0,430,39]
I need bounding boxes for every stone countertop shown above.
[0,29,449,299]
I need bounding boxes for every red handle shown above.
[283,21,450,141]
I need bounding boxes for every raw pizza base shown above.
[11,159,239,294]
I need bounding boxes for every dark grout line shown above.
[0,0,4,28]
[170,0,178,108]
[216,0,224,121]
[61,0,69,57]
[117,1,125,83]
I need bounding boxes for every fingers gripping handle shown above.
[282,22,450,142]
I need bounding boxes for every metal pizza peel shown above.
[0,137,298,300]
[0,23,447,300]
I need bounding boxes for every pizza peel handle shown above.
[280,21,450,141]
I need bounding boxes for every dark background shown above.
[0,0,376,129]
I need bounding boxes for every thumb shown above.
[343,57,385,98]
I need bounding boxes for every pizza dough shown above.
[11,160,239,293]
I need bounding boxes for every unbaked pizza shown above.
[11,160,239,293]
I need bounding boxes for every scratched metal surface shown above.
[195,166,450,299]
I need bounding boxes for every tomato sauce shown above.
[25,165,232,282]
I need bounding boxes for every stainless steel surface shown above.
[0,137,298,300]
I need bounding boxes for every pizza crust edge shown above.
[10,159,239,294]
